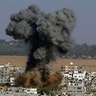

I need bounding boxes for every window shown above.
[77,87,81,89]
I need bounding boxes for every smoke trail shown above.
[6,5,76,71]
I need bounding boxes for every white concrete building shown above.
[0,63,10,84]
[10,66,25,73]
[24,88,37,94]
[68,80,86,96]
[10,77,15,86]
[0,63,25,85]
[73,71,87,80]
[61,62,88,81]
[61,71,73,79]
[91,72,96,77]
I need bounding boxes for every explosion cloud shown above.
[6,5,76,70]
[6,5,77,88]
[15,70,62,88]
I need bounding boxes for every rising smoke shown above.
[6,5,77,88]
[15,70,62,88]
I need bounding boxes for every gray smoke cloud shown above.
[6,5,77,71]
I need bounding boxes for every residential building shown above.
[73,70,86,80]
[0,63,10,84]
[0,63,25,85]
[67,80,86,96]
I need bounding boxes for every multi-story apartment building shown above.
[0,64,10,84]
[60,62,94,96]
[68,80,86,96]
[0,63,25,85]
[61,62,86,80]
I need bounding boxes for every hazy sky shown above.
[0,0,96,45]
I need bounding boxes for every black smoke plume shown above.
[6,5,76,71]
[6,5,76,88]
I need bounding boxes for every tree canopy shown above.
[0,39,96,59]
